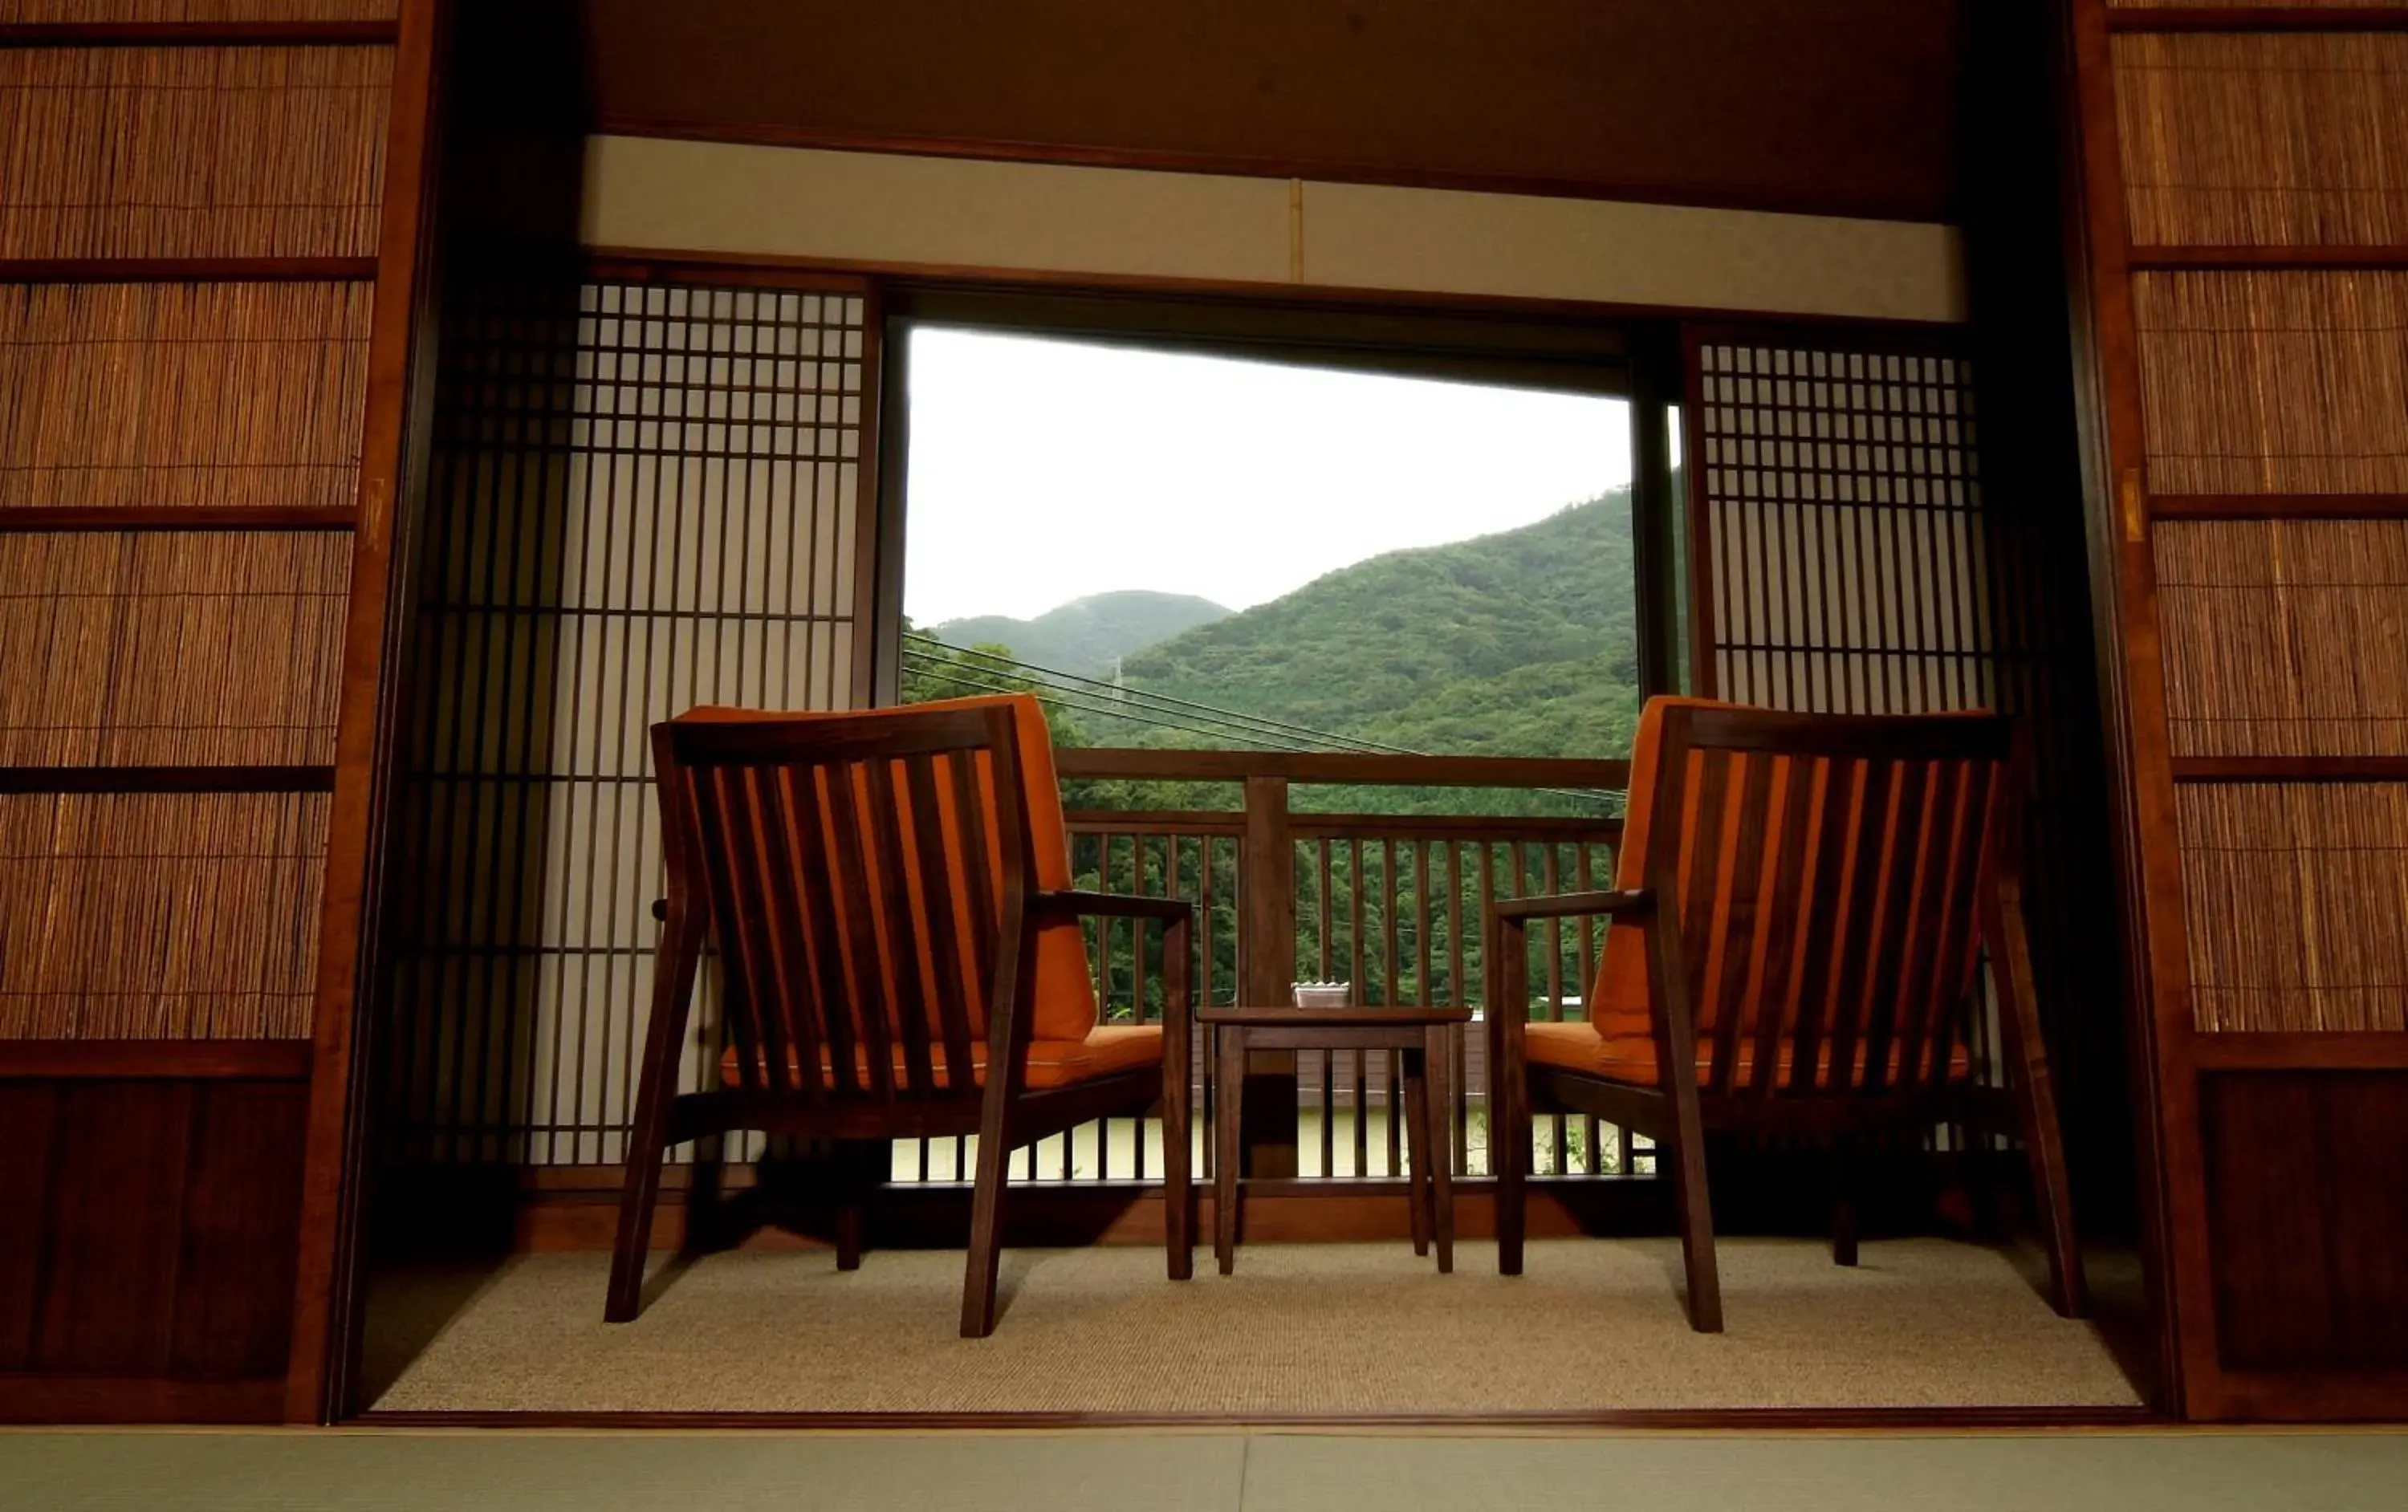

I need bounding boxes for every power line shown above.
[904,633,1412,754]
[902,634,1621,810]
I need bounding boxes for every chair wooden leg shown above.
[1401,1047,1434,1258]
[2011,1059,2087,1319]
[1214,1026,1243,1276]
[605,1098,674,1323]
[1664,1085,1723,1333]
[1426,1025,1456,1274]
[961,1108,1014,1338]
[1987,880,2089,1319]
[834,1140,875,1272]
[1162,1025,1194,1282]
[1828,1141,1859,1268]
[1495,1064,1527,1277]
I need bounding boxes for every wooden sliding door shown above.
[2068,0,2408,1419]
[0,1,445,1423]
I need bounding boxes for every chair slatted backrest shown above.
[653,702,1035,1105]
[1641,702,2015,1099]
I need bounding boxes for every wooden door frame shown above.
[284,0,452,1425]
[304,241,2143,1417]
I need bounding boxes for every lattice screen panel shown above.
[0,282,372,511]
[1686,334,1992,713]
[0,531,349,766]
[0,791,327,1039]
[382,274,871,1166]
[0,45,390,261]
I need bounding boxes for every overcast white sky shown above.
[901,327,1633,626]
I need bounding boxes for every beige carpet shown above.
[367,1238,2139,1416]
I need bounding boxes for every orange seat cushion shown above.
[721,1023,1162,1092]
[675,692,1099,1044]
[1523,1019,1971,1090]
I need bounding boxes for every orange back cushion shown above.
[1588,696,1727,1037]
[675,693,1097,1043]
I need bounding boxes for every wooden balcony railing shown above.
[889,748,1653,1189]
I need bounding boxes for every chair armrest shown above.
[1489,888,1653,925]
[651,897,669,923]
[1033,889,1194,924]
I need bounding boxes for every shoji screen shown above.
[1680,322,2112,1144]
[1684,328,1995,714]
[0,3,439,1423]
[2073,1,2408,1418]
[380,270,873,1172]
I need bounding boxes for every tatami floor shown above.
[364,1238,2138,1416]
[10,1428,2408,1511]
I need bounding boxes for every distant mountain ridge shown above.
[933,590,1231,678]
[1116,489,1640,760]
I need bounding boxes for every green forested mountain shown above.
[933,590,1230,679]
[1117,489,1641,760]
[905,490,1641,816]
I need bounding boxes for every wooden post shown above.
[1239,776,1299,1178]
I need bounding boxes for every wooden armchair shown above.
[605,693,1194,1337]
[1486,697,2085,1332]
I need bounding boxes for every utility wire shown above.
[902,633,1621,810]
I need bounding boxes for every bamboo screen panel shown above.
[2178,783,2408,1033]
[1690,336,1993,713]
[382,275,870,1166]
[0,282,371,511]
[2158,519,2408,758]
[0,791,327,1039]
[0,532,348,766]
[2133,270,2408,496]
[0,2,397,17]
[0,45,389,261]
[2117,34,2408,248]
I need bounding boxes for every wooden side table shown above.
[1199,1003,1471,1274]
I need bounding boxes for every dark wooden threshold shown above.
[0,1375,285,1425]
[2192,1032,2408,1071]
[2209,1370,2408,1424]
[2170,756,2408,784]
[380,1148,2000,1258]
[0,1038,312,1080]
[0,21,398,47]
[357,1403,2165,1432]
[0,766,336,795]
[0,258,379,284]
[2106,7,2408,33]
[2128,246,2408,272]
[0,506,358,532]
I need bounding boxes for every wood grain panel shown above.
[0,791,327,1038]
[535,0,1968,223]
[0,2,395,17]
[0,532,349,766]
[0,45,388,260]
[0,282,371,510]
[2177,782,2408,1032]
[0,1076,304,1395]
[2201,1071,2408,1372]
[2117,34,2408,247]
[2157,519,2408,757]
[2133,270,2408,495]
